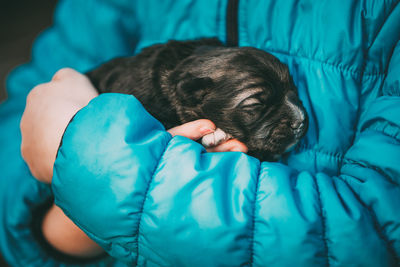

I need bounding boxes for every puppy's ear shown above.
[176,73,214,106]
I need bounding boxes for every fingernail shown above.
[231,146,247,152]
[200,127,215,135]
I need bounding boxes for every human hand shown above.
[20,68,99,183]
[167,120,248,153]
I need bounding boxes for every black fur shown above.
[86,38,308,161]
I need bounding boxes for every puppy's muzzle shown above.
[286,91,308,139]
[290,116,308,139]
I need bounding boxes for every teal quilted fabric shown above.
[1,0,399,266]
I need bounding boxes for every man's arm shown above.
[20,68,248,257]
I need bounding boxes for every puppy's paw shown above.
[201,128,232,148]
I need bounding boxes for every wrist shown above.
[41,204,104,258]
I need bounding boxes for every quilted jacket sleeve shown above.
[52,69,400,267]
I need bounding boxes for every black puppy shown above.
[86,38,308,161]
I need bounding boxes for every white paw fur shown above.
[201,128,232,147]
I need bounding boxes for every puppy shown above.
[86,38,308,161]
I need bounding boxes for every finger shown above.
[206,139,248,153]
[52,68,82,81]
[51,68,99,103]
[167,119,216,140]
[52,68,96,90]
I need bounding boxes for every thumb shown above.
[167,119,216,140]
[206,139,248,153]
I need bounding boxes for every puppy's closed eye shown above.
[241,98,262,107]
[238,98,265,122]
[240,97,265,111]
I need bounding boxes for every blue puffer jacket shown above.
[1,0,400,266]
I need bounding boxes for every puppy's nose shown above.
[290,121,303,130]
[291,119,308,138]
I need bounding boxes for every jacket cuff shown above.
[52,93,171,262]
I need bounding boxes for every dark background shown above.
[0,0,58,265]
[0,0,58,103]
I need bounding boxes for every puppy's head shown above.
[169,46,308,161]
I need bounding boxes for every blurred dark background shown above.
[0,0,58,103]
[0,0,58,265]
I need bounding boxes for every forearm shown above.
[42,204,104,258]
[21,68,247,261]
